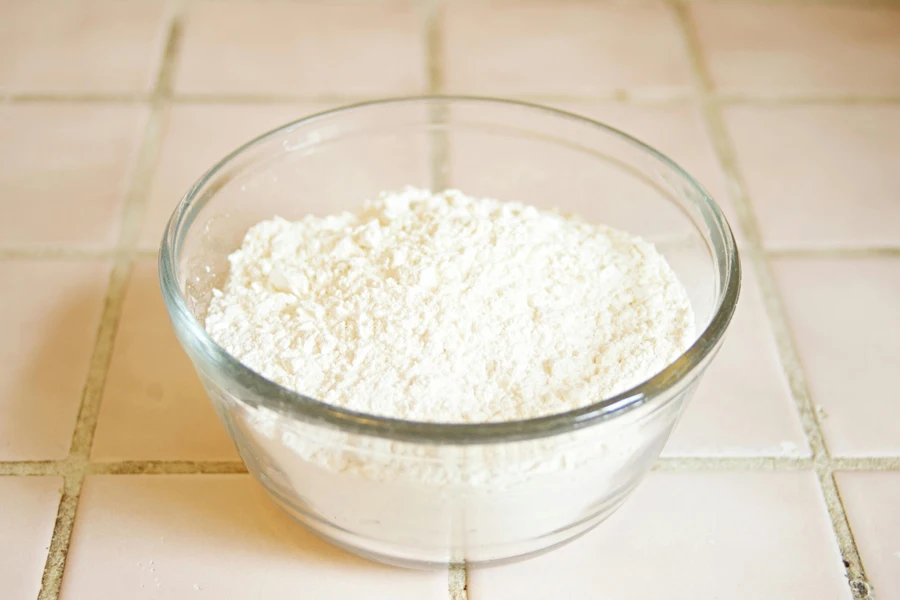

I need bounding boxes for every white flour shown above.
[205,188,696,563]
[206,187,694,423]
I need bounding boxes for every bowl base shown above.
[258,469,636,570]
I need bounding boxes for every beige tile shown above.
[691,4,900,95]
[0,104,148,248]
[174,1,425,96]
[469,472,849,600]
[60,475,446,599]
[725,105,900,249]
[0,260,110,460]
[552,102,736,229]
[773,257,900,457]
[836,472,900,599]
[140,103,335,249]
[0,0,171,94]
[0,477,63,600]
[444,2,692,96]
[664,262,808,457]
[91,259,237,461]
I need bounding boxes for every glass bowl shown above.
[159,97,740,568]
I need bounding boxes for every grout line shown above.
[819,470,875,598]
[7,90,900,107]
[0,247,124,260]
[64,263,134,464]
[0,247,161,260]
[426,0,444,95]
[35,259,133,600]
[0,461,62,476]
[673,2,873,597]
[768,247,900,259]
[86,461,248,476]
[170,92,378,105]
[4,455,900,476]
[425,0,450,193]
[3,92,150,104]
[654,456,814,471]
[449,565,468,600]
[38,475,84,600]
[721,93,900,105]
[832,457,900,471]
[493,92,697,104]
[35,12,184,600]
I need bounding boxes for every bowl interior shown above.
[162,97,739,439]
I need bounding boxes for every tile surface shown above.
[140,103,333,248]
[773,257,900,457]
[664,263,807,457]
[0,103,148,248]
[1,1,897,597]
[91,260,238,461]
[0,0,171,94]
[692,4,900,95]
[469,472,849,600]
[444,2,692,96]
[59,475,447,599]
[725,105,900,249]
[0,476,63,600]
[836,472,900,599]
[0,260,110,460]
[174,1,425,96]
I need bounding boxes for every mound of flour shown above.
[205,188,694,423]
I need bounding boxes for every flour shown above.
[206,187,694,423]
[204,188,696,563]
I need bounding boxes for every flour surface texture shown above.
[206,188,694,423]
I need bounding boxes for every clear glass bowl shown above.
[159,97,740,568]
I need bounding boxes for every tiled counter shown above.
[1,1,899,599]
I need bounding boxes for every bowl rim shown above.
[159,95,741,445]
